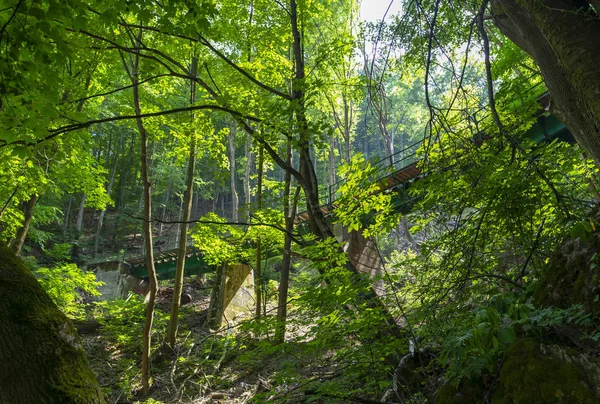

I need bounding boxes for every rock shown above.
[382,348,436,402]
[434,377,485,404]
[492,338,600,403]
[534,221,600,315]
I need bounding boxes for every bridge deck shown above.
[296,104,571,226]
[125,94,572,276]
[127,246,216,280]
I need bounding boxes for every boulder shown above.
[492,338,600,403]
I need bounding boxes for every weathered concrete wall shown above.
[88,261,132,300]
[208,263,254,329]
[223,263,254,322]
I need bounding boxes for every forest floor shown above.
[80,279,344,404]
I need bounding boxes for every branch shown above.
[122,212,306,246]
[196,34,292,100]
[477,0,571,220]
[517,218,546,281]
[65,74,171,105]
[467,273,525,290]
[0,0,23,43]
[106,22,292,101]
[0,105,261,149]
[235,118,304,182]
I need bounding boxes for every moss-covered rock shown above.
[492,338,600,404]
[434,377,485,404]
[534,226,600,315]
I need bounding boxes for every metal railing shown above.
[325,138,425,207]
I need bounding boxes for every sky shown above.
[359,0,402,23]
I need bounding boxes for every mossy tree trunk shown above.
[0,244,104,404]
[207,262,227,329]
[491,0,600,165]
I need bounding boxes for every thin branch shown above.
[517,218,546,281]
[196,33,292,100]
[477,0,571,220]
[0,105,261,149]
[122,212,306,246]
[65,74,171,104]
[0,0,23,43]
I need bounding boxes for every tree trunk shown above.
[63,196,72,231]
[0,244,105,403]
[288,1,401,338]
[158,184,172,236]
[94,133,122,257]
[11,194,37,255]
[491,0,600,165]
[207,262,227,329]
[329,133,336,201]
[117,133,135,210]
[243,135,253,220]
[229,124,239,222]
[289,0,334,241]
[75,193,86,232]
[129,31,159,395]
[343,96,351,163]
[275,141,296,344]
[166,56,198,352]
[255,145,264,317]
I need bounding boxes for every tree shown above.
[275,140,298,343]
[491,0,600,165]
[126,29,159,395]
[166,55,198,352]
[0,244,104,403]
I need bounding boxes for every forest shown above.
[1,0,599,403]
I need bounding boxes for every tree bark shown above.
[128,30,159,395]
[207,262,227,329]
[0,244,104,403]
[11,194,37,255]
[166,56,198,352]
[229,124,239,222]
[329,133,336,201]
[94,133,122,257]
[243,135,253,220]
[275,141,296,344]
[491,0,600,165]
[63,196,72,231]
[255,145,264,317]
[75,193,86,232]
[290,0,335,241]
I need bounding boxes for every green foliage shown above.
[335,154,401,237]
[440,292,600,385]
[191,212,250,265]
[34,263,103,318]
[94,295,168,352]
[43,242,74,262]
[440,294,519,383]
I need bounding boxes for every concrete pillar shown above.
[207,263,254,329]
[344,230,386,298]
